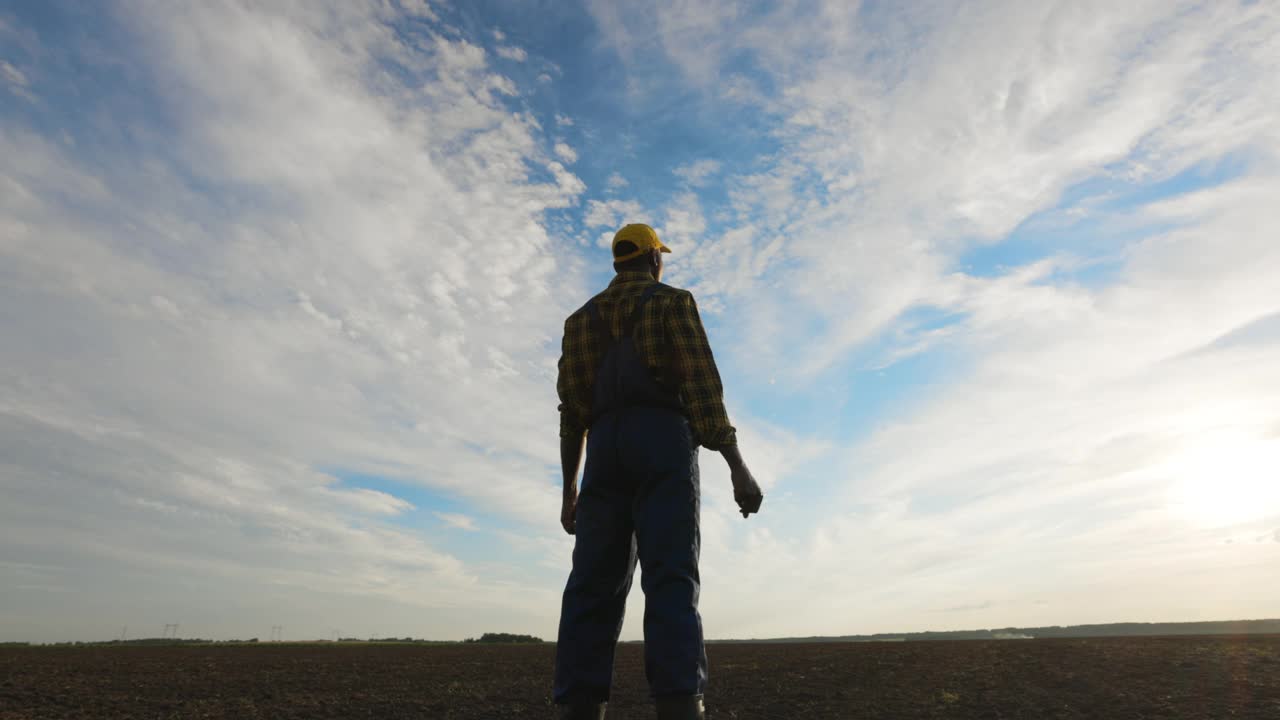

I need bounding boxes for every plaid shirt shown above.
[557,271,737,450]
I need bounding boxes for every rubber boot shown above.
[655,695,705,720]
[559,701,607,720]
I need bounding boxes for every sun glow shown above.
[1168,434,1280,528]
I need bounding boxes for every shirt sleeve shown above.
[557,310,593,440]
[665,290,737,450]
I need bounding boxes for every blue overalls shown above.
[553,284,708,704]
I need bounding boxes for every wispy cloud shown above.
[582,197,645,230]
[673,159,721,187]
[554,141,578,164]
[942,601,993,613]
[434,512,478,531]
[0,59,33,101]
[495,45,527,62]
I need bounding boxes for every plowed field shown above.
[2,635,1278,719]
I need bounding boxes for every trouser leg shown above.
[554,421,637,704]
[629,412,707,699]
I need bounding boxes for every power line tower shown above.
[270,625,283,642]
[162,623,179,639]
[120,626,128,642]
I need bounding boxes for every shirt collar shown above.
[609,271,657,287]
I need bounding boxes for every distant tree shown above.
[465,632,543,644]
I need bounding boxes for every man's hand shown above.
[560,433,585,535]
[560,490,578,535]
[720,446,763,518]
[730,464,763,518]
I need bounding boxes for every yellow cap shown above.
[612,223,672,263]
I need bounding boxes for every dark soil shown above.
[2,635,1278,719]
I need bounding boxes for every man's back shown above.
[557,271,737,452]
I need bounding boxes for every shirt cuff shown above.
[559,414,587,440]
[698,426,737,451]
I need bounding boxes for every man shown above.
[554,223,764,720]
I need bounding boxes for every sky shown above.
[1,0,1278,644]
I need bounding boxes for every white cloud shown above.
[553,141,577,164]
[495,45,527,62]
[555,114,574,127]
[323,487,415,516]
[605,172,628,189]
[399,0,438,20]
[582,197,644,229]
[1,59,27,87]
[1,59,33,101]
[434,512,478,531]
[586,0,742,87]
[662,192,706,242]
[673,158,721,186]
[487,73,518,96]
[719,73,766,105]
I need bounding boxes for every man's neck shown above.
[612,270,657,284]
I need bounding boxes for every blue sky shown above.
[2,0,1279,643]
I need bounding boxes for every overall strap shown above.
[621,283,662,337]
